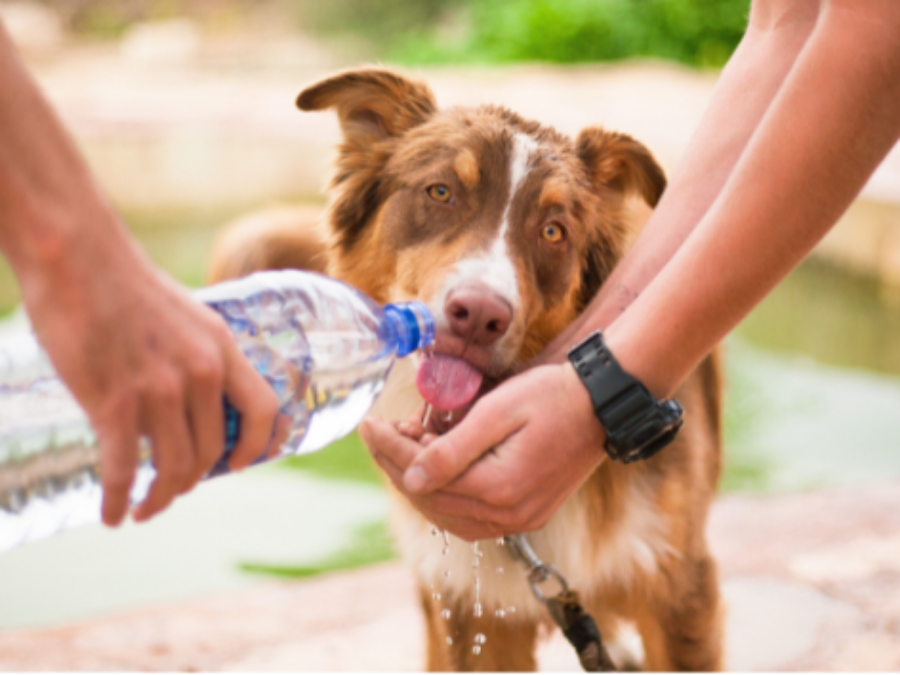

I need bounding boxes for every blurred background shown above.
[0,0,899,669]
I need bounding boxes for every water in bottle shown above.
[0,270,434,553]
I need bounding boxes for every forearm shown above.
[606,0,900,397]
[542,0,821,363]
[0,24,137,289]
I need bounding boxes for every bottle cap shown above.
[384,301,436,357]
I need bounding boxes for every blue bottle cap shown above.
[384,301,436,357]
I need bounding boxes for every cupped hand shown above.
[20,225,281,526]
[359,362,608,541]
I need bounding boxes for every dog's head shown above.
[298,68,665,415]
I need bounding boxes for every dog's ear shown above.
[576,128,666,208]
[297,68,437,148]
[296,69,437,257]
[574,129,665,311]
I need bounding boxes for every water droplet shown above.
[495,567,504,574]
[473,602,483,618]
[507,606,516,614]
[472,558,480,568]
[442,409,453,423]
[442,546,450,556]
[443,570,451,578]
[474,633,487,644]
[495,537,506,546]
[472,645,482,655]
[495,609,506,618]
[432,592,441,601]
[441,609,452,620]
[442,530,450,546]
[422,404,433,428]
[431,526,438,536]
[446,637,453,646]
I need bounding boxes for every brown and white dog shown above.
[208,68,724,672]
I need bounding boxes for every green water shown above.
[0,204,297,314]
[738,260,900,378]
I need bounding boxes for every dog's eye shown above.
[541,223,565,244]
[427,184,453,203]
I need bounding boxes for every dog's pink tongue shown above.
[416,354,483,411]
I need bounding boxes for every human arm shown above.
[607,0,900,396]
[367,0,900,539]
[0,25,281,525]
[541,0,823,362]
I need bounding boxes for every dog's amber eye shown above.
[427,184,453,203]
[541,223,565,243]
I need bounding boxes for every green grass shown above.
[278,431,384,486]
[238,432,392,579]
[239,520,395,578]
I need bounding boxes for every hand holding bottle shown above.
[0,24,280,528]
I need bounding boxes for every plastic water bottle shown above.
[0,270,434,553]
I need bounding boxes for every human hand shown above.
[360,363,608,541]
[19,224,282,526]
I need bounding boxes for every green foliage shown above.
[279,431,384,486]
[239,520,396,578]
[389,0,750,69]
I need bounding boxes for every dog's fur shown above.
[208,68,724,672]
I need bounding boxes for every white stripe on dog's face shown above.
[429,133,538,335]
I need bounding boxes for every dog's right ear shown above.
[297,68,437,148]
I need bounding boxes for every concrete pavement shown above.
[3,481,900,671]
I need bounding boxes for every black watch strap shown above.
[568,332,683,463]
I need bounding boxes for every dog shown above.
[208,67,724,672]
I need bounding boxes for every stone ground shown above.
[2,481,900,672]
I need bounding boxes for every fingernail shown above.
[404,465,429,493]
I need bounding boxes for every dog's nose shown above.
[444,286,513,346]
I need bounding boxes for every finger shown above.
[184,361,225,488]
[371,451,502,541]
[96,397,140,527]
[360,418,422,472]
[265,412,292,460]
[133,379,194,522]
[403,391,525,494]
[221,342,280,471]
[397,419,426,440]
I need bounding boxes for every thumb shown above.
[403,390,524,494]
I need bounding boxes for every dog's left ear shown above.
[297,68,437,148]
[576,128,666,207]
[574,129,666,311]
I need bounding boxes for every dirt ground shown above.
[2,481,900,672]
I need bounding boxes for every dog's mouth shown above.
[416,353,483,412]
[414,334,509,434]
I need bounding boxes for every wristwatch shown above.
[567,331,683,463]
